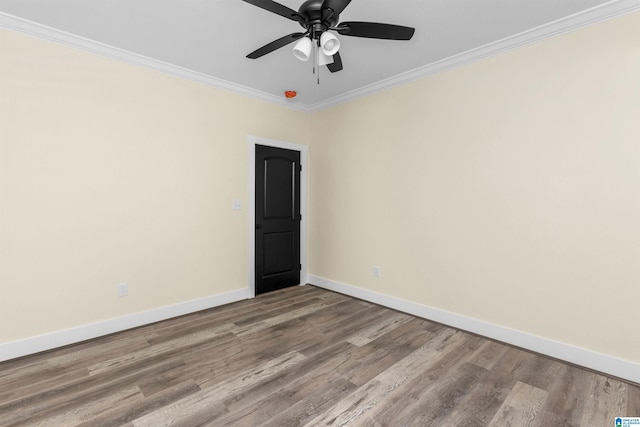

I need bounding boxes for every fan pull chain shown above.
[311,27,316,76]
[317,39,321,85]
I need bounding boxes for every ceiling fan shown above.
[241,0,415,76]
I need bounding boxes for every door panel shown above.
[264,158,294,218]
[255,145,301,295]
[263,232,294,276]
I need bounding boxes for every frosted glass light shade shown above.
[318,51,335,66]
[320,32,340,56]
[293,37,312,61]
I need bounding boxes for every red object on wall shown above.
[284,90,297,99]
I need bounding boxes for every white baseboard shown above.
[307,274,640,384]
[0,287,251,362]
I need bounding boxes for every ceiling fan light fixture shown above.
[320,31,340,56]
[292,37,312,61]
[243,0,416,77]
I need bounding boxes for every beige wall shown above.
[309,12,640,363]
[2,11,639,366]
[0,29,309,342]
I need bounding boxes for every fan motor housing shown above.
[298,0,339,30]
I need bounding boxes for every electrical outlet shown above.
[373,266,381,278]
[118,283,128,297]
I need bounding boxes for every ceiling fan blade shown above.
[327,52,343,73]
[247,33,306,59]
[337,22,415,40]
[321,0,352,17]
[241,0,301,22]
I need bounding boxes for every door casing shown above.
[247,136,308,298]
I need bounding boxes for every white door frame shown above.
[247,136,308,298]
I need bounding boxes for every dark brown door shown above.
[255,145,301,295]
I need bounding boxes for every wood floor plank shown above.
[131,351,307,427]
[1,285,637,426]
[255,286,335,311]
[0,366,90,405]
[146,314,238,345]
[628,384,640,416]
[185,320,336,388]
[441,376,508,427]
[253,377,354,427]
[77,380,201,427]
[444,349,532,426]
[0,334,151,402]
[214,370,355,427]
[351,329,481,426]
[88,323,235,376]
[30,385,144,427]
[509,350,565,392]
[413,362,489,426]
[537,363,593,426]
[231,297,325,327]
[231,302,329,337]
[294,302,392,356]
[0,357,186,426]
[467,339,511,370]
[579,374,628,426]
[301,340,447,426]
[346,312,413,347]
[488,381,549,427]
[221,341,358,416]
[337,318,437,387]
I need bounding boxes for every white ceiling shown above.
[1,0,639,110]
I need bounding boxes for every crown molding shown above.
[2,0,640,114]
[0,12,310,113]
[308,0,640,112]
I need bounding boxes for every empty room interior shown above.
[1,0,640,425]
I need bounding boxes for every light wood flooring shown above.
[1,285,638,426]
